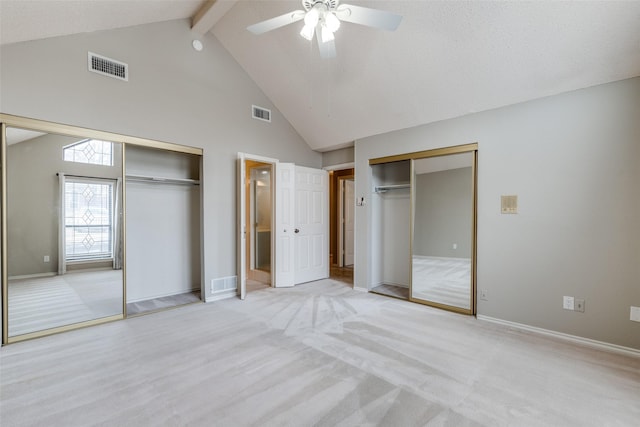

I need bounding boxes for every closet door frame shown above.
[369,143,478,315]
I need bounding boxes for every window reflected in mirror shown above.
[63,139,114,166]
[5,127,124,338]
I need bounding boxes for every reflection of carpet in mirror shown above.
[412,256,471,309]
[8,270,122,336]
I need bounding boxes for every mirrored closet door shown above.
[2,114,204,344]
[369,144,477,314]
[3,123,124,340]
[410,153,475,313]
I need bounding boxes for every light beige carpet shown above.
[1,279,638,426]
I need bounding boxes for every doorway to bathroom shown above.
[244,160,273,293]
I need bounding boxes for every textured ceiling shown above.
[0,0,203,45]
[213,1,640,151]
[1,1,639,152]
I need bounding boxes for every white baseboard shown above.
[9,272,57,280]
[413,255,470,261]
[205,289,237,302]
[477,315,640,358]
[353,286,368,293]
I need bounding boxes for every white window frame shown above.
[64,177,116,263]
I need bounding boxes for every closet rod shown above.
[125,174,200,186]
[374,184,410,193]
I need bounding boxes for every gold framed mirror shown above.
[1,114,203,344]
[410,151,476,314]
[2,119,125,343]
[369,143,477,314]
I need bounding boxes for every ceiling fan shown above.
[247,0,402,59]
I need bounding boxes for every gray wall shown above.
[356,77,640,350]
[322,146,354,168]
[414,167,473,258]
[0,19,321,305]
[7,133,122,277]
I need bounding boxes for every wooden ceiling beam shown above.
[191,0,237,36]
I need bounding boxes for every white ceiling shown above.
[0,0,204,45]
[2,1,639,152]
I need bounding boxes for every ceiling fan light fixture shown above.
[248,0,403,59]
[304,7,320,27]
[324,12,341,32]
[321,25,335,43]
[300,24,315,41]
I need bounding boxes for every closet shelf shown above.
[374,184,410,193]
[126,174,200,186]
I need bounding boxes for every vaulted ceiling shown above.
[2,1,639,152]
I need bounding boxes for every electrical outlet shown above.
[43,255,50,263]
[575,298,585,312]
[563,296,574,310]
[631,306,640,322]
[480,289,488,301]
[452,243,457,250]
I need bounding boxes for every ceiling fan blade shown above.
[336,4,402,31]
[316,29,336,59]
[247,10,305,35]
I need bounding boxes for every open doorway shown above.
[328,168,354,284]
[338,177,355,267]
[243,159,274,294]
[238,154,329,298]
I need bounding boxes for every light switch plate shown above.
[631,306,640,322]
[501,195,518,214]
[563,296,574,310]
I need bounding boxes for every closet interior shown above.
[369,145,477,315]
[370,160,412,299]
[125,145,202,315]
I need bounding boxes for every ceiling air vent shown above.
[88,52,128,81]
[252,105,271,123]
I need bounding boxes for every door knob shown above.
[294,228,300,233]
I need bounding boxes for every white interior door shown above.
[275,163,295,287]
[236,155,247,299]
[294,166,329,284]
[344,179,355,266]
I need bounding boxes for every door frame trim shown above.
[337,176,354,267]
[236,153,278,299]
